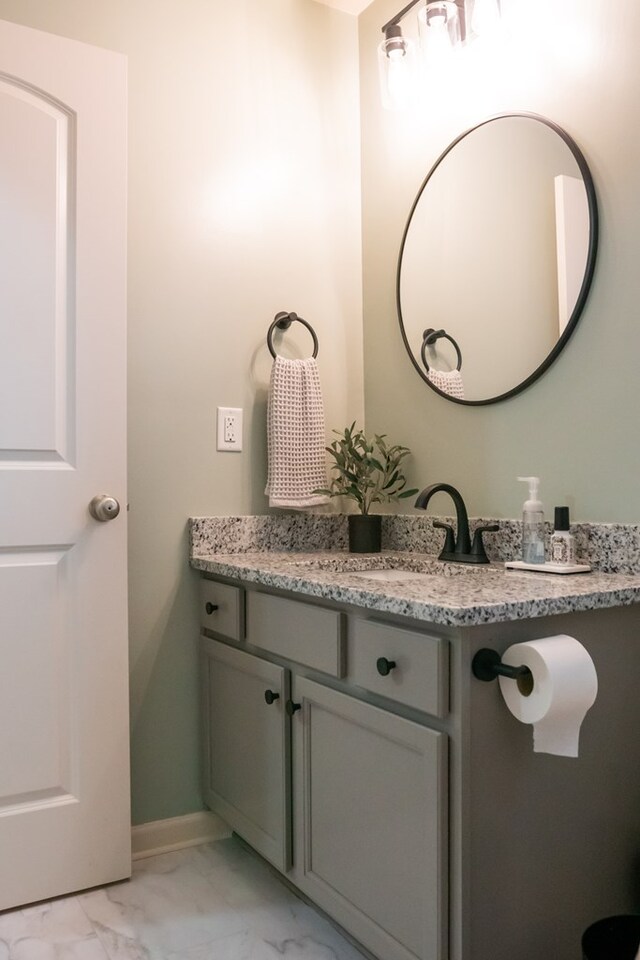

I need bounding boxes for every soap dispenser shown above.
[517,476,545,564]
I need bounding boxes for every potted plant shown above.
[315,423,419,553]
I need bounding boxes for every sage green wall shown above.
[360,0,640,523]
[0,0,363,824]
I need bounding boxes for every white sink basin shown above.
[285,554,489,578]
[348,569,443,584]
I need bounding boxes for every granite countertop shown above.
[190,549,640,627]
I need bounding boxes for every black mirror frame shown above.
[396,112,599,406]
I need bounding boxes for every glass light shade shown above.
[378,31,418,111]
[470,0,500,37]
[418,1,461,63]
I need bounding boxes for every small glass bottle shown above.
[550,506,577,565]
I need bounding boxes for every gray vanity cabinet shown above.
[291,674,447,960]
[200,636,291,872]
[199,580,449,960]
[195,558,640,960]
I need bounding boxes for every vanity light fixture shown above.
[378,0,500,110]
[417,1,462,63]
[377,21,419,111]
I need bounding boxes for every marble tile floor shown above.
[0,838,371,960]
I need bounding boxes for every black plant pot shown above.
[348,514,382,554]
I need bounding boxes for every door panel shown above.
[0,77,74,458]
[0,18,129,910]
[201,638,291,872]
[293,676,448,960]
[0,548,74,804]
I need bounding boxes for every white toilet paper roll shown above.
[498,635,598,757]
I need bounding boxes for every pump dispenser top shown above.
[517,476,545,564]
[518,476,542,512]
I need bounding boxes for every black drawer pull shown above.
[285,699,301,716]
[264,689,280,705]
[376,657,397,677]
[205,602,219,615]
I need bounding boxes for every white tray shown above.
[504,560,592,575]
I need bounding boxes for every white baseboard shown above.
[131,810,231,861]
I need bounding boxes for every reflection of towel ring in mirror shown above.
[421,328,462,372]
[267,311,319,359]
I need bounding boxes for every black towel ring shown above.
[267,311,319,360]
[421,328,462,372]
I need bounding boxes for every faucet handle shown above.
[433,520,456,555]
[470,524,499,563]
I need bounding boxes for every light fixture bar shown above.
[383,0,468,40]
[381,0,424,34]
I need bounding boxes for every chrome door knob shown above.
[89,495,121,522]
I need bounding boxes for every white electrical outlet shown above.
[217,407,243,452]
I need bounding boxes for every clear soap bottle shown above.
[517,476,545,564]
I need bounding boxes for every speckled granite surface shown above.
[190,515,350,554]
[189,515,640,573]
[189,516,640,627]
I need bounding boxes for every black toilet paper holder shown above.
[472,648,534,689]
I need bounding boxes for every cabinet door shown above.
[200,637,291,871]
[291,676,447,960]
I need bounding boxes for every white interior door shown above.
[0,19,130,909]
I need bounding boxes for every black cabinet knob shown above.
[285,699,301,716]
[264,689,280,705]
[376,657,397,677]
[205,602,219,615]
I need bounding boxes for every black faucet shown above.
[414,483,498,564]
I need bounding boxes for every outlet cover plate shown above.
[217,407,243,452]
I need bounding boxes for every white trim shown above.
[131,811,231,861]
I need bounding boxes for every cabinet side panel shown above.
[463,607,640,960]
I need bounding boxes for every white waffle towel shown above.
[427,368,465,400]
[265,356,330,510]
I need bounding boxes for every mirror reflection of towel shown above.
[427,368,465,400]
[265,356,330,510]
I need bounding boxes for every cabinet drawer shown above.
[200,579,244,641]
[246,592,345,677]
[347,618,448,718]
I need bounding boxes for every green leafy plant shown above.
[315,423,419,515]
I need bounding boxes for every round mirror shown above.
[397,113,598,405]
